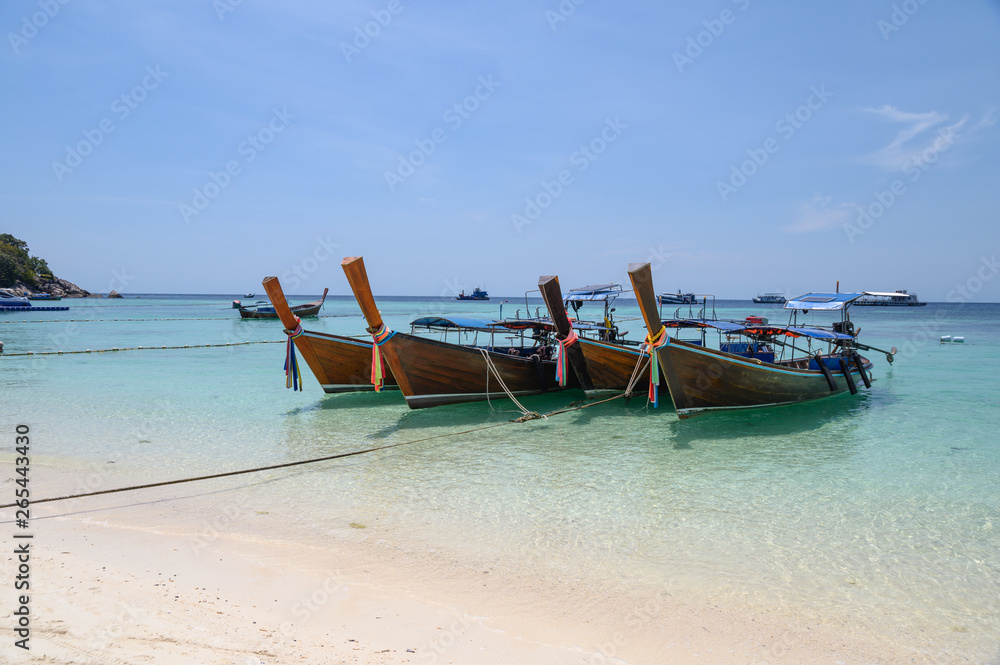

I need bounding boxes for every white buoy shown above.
[940,336,952,343]
[953,336,965,343]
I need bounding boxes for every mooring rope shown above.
[0,422,510,510]
[0,384,648,510]
[478,347,542,421]
[625,351,651,399]
[0,314,362,324]
[1,340,281,357]
[0,317,243,324]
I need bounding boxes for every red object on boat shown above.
[745,315,768,325]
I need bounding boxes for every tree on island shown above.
[0,233,56,288]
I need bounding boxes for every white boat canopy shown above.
[783,293,864,311]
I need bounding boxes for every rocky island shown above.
[0,233,92,297]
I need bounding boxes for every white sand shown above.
[0,467,930,664]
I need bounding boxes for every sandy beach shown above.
[1,464,925,665]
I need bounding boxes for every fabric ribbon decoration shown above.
[370,323,395,392]
[644,325,668,407]
[555,325,579,387]
[283,318,305,391]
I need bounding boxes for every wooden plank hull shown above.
[239,302,323,319]
[577,338,663,393]
[291,330,398,393]
[656,338,871,418]
[380,332,571,409]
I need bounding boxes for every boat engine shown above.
[832,320,855,336]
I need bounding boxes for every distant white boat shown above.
[752,292,786,304]
[855,290,926,306]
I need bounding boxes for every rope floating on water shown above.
[1,340,282,357]
[0,422,510,509]
[0,384,648,511]
[0,314,363,324]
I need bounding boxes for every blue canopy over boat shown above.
[784,293,864,311]
[662,318,854,340]
[565,284,624,301]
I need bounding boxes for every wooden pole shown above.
[341,257,385,332]
[262,276,303,332]
[538,275,594,392]
[627,262,663,337]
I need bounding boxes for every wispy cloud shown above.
[864,105,973,171]
[782,195,853,233]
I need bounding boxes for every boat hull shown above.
[656,338,871,417]
[577,338,664,393]
[380,332,569,408]
[290,330,397,392]
[239,302,323,319]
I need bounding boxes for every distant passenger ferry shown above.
[855,290,926,306]
[456,287,489,301]
[752,292,786,304]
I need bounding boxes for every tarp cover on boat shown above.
[663,318,854,340]
[783,293,863,311]
[410,316,498,330]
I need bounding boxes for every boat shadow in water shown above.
[663,391,874,451]
[556,388,875,449]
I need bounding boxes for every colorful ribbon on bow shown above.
[370,323,395,392]
[283,318,305,391]
[644,325,668,407]
[555,324,579,387]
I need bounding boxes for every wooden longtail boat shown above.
[261,277,396,392]
[239,288,328,319]
[538,276,660,395]
[342,256,571,409]
[628,262,892,418]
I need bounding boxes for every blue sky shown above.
[2,0,998,301]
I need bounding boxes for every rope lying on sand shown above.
[0,389,650,510]
[1,341,281,356]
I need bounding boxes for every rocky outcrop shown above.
[9,277,90,298]
[107,290,124,298]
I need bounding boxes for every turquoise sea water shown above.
[2,294,999,662]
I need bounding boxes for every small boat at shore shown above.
[628,263,896,418]
[456,287,489,301]
[27,293,63,301]
[343,256,571,409]
[238,289,328,319]
[0,290,31,307]
[1,289,68,312]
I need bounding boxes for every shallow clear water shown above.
[2,295,998,661]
